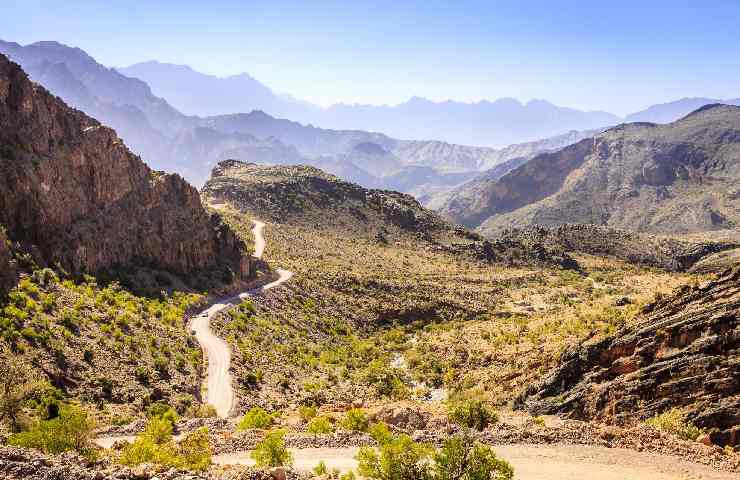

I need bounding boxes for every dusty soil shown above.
[214,444,738,480]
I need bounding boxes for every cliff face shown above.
[519,267,740,446]
[0,54,249,286]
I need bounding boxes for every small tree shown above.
[307,415,334,435]
[433,431,514,480]
[8,404,96,460]
[177,427,212,471]
[251,429,293,467]
[237,407,274,430]
[357,424,433,480]
[0,349,42,432]
[447,399,497,431]
[341,408,369,432]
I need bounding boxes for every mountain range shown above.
[0,39,604,199]
[119,60,740,147]
[440,104,740,237]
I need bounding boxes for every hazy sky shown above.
[5,0,740,115]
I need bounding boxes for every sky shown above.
[4,0,740,116]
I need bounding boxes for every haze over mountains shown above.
[441,104,740,237]
[2,38,739,227]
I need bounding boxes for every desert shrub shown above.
[368,422,393,445]
[120,419,211,471]
[340,472,356,480]
[251,429,293,467]
[237,407,274,430]
[0,352,43,431]
[646,408,703,441]
[298,404,317,422]
[146,402,178,426]
[357,430,432,480]
[341,408,369,432]
[177,427,211,471]
[447,399,497,431]
[433,431,514,480]
[314,460,328,475]
[188,403,218,418]
[8,404,96,460]
[307,415,334,434]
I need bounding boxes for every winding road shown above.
[189,220,293,418]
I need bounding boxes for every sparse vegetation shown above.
[251,429,293,467]
[119,417,212,471]
[447,399,498,431]
[308,415,334,434]
[646,408,704,441]
[237,407,275,430]
[341,408,370,432]
[8,404,97,461]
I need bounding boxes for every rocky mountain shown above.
[119,61,621,147]
[519,266,740,447]
[119,60,317,119]
[626,97,740,124]
[441,104,740,237]
[0,40,611,202]
[321,97,619,148]
[0,53,249,291]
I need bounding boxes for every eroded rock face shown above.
[0,54,248,285]
[519,268,740,446]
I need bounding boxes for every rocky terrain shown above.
[0,53,249,290]
[520,267,740,446]
[441,105,740,238]
[497,224,738,272]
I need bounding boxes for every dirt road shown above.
[190,220,292,418]
[214,444,737,480]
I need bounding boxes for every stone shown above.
[271,467,287,480]
[696,434,713,446]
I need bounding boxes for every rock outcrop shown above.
[202,160,450,234]
[0,229,17,295]
[519,267,740,446]
[498,224,738,272]
[0,54,249,287]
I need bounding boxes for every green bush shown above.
[119,420,211,471]
[447,399,497,431]
[646,408,703,441]
[145,402,179,427]
[357,430,433,480]
[433,432,514,480]
[177,427,212,471]
[188,403,218,418]
[307,415,334,435]
[8,405,96,460]
[251,429,293,467]
[341,408,369,432]
[237,407,274,430]
[314,460,328,475]
[298,405,317,422]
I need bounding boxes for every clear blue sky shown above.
[5,0,740,115]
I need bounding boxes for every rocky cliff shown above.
[0,54,249,288]
[519,267,740,446]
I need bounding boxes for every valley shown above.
[0,17,739,480]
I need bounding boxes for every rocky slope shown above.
[441,105,740,237]
[0,53,249,289]
[519,267,740,446]
[498,224,738,272]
